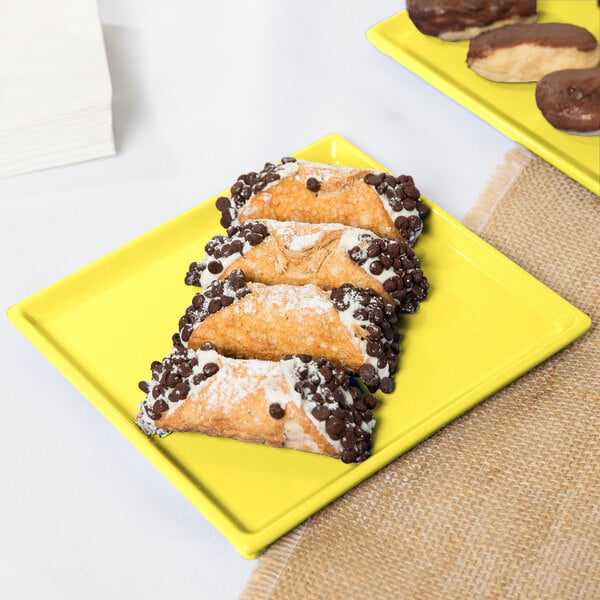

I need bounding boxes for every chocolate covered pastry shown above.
[137,342,376,463]
[185,220,429,312]
[406,0,537,41]
[467,23,600,82]
[536,67,600,135]
[178,270,400,393]
[216,158,429,245]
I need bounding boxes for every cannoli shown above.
[535,67,600,135]
[216,158,429,245]
[137,342,376,463]
[467,23,600,83]
[178,270,400,393]
[406,0,537,42]
[185,220,429,312]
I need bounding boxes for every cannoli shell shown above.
[188,282,366,371]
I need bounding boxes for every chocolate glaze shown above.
[469,23,600,59]
[406,0,536,37]
[536,67,600,133]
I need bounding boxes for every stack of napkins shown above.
[0,0,115,178]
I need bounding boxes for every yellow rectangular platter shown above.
[8,133,591,559]
[367,0,600,195]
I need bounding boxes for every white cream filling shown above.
[338,230,391,286]
[378,199,421,242]
[336,293,391,379]
[260,160,300,193]
[184,278,245,339]
[199,238,254,288]
[279,358,354,454]
[137,347,221,435]
[296,160,364,182]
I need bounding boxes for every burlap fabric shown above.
[241,148,599,600]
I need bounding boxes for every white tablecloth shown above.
[0,1,514,598]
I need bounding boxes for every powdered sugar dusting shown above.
[246,282,333,314]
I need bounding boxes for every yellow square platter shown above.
[8,133,591,559]
[367,0,600,196]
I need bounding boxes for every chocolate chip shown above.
[171,382,190,402]
[306,177,321,193]
[366,341,382,357]
[404,184,420,199]
[229,239,244,254]
[367,243,381,258]
[383,278,397,293]
[231,181,244,195]
[361,410,373,423]
[192,373,205,385]
[341,449,358,464]
[207,261,223,275]
[229,269,246,289]
[341,431,357,449]
[408,215,422,229]
[356,290,371,306]
[318,366,332,383]
[364,173,383,186]
[325,416,344,440]
[269,403,285,419]
[403,198,416,211]
[358,363,376,380]
[203,362,219,377]
[138,381,150,393]
[379,377,394,394]
[152,399,168,416]
[353,308,368,321]
[207,298,222,314]
[312,405,330,421]
[395,215,408,228]
[178,363,193,378]
[166,372,181,387]
[220,295,234,307]
[364,378,380,393]
[369,260,384,275]
[333,408,351,421]
[371,307,384,324]
[380,255,392,269]
[248,233,263,246]
[216,196,231,210]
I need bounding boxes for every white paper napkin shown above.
[0,0,115,177]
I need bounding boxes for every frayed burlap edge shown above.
[240,522,309,600]
[463,146,533,235]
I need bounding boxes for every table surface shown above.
[0,1,515,598]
